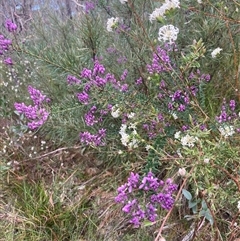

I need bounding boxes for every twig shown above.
[212,163,240,192]
[23,145,82,162]
[154,167,194,241]
[229,210,240,241]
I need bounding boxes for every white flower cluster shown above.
[111,105,121,118]
[158,25,179,44]
[174,131,181,139]
[127,112,135,119]
[181,134,198,147]
[238,200,240,211]
[149,0,180,22]
[211,47,222,58]
[119,0,127,3]
[107,17,119,32]
[218,125,235,138]
[119,123,139,149]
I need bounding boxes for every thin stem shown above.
[154,167,194,241]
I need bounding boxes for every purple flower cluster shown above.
[84,1,95,14]
[116,23,131,34]
[5,19,17,32]
[67,75,81,85]
[14,86,50,130]
[80,128,106,146]
[14,103,49,129]
[0,20,17,65]
[143,119,163,139]
[216,99,237,123]
[28,85,49,106]
[188,70,211,83]
[84,105,103,126]
[115,172,178,227]
[147,46,172,74]
[120,69,128,81]
[167,89,191,113]
[74,59,131,104]
[0,34,13,65]
[77,91,89,104]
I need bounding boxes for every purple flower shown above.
[81,68,92,79]
[117,56,127,64]
[158,113,164,121]
[184,95,190,104]
[127,172,140,192]
[200,124,207,131]
[135,77,143,85]
[190,85,198,96]
[172,90,182,101]
[94,76,107,87]
[147,46,172,75]
[115,172,177,227]
[0,36,12,51]
[28,85,47,106]
[84,1,95,14]
[129,216,142,228]
[139,172,159,191]
[229,100,236,111]
[93,59,105,76]
[188,72,195,79]
[145,203,157,222]
[77,91,89,104]
[79,128,106,146]
[4,57,13,65]
[5,19,17,32]
[67,75,81,85]
[121,84,129,92]
[178,104,186,112]
[120,69,128,81]
[14,103,49,130]
[168,102,174,110]
[122,199,137,213]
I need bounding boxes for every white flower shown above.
[149,7,167,22]
[165,0,180,9]
[197,0,202,3]
[120,132,130,146]
[174,131,181,139]
[171,112,178,120]
[181,134,198,147]
[119,124,139,149]
[211,47,222,58]
[145,145,152,151]
[128,138,139,149]
[111,105,121,118]
[119,124,127,135]
[219,125,235,137]
[107,17,119,32]
[149,0,180,23]
[158,25,179,44]
[237,201,240,211]
[204,158,210,164]
[127,112,135,119]
[129,122,137,130]
[119,0,127,3]
[178,168,186,177]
